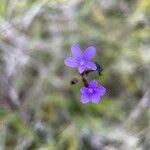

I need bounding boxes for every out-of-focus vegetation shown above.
[0,0,150,150]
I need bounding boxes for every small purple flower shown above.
[80,80,106,104]
[64,45,97,73]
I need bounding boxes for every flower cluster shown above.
[64,45,106,104]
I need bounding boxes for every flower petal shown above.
[71,44,82,58]
[83,46,96,60]
[80,87,88,94]
[98,85,106,96]
[78,66,85,74]
[89,80,97,88]
[64,57,77,67]
[90,94,100,103]
[86,62,97,70]
[81,95,90,104]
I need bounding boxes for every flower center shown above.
[80,60,85,66]
[88,88,93,94]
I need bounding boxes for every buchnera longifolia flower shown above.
[80,80,106,104]
[64,44,106,104]
[64,45,97,73]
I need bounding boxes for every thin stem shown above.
[81,73,89,87]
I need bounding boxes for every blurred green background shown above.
[0,0,150,150]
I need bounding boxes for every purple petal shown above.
[90,94,100,104]
[81,95,90,104]
[89,80,97,88]
[98,85,106,96]
[86,62,97,70]
[71,45,82,58]
[78,66,85,74]
[83,46,96,60]
[80,87,88,94]
[64,57,77,67]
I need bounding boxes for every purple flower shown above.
[64,45,97,73]
[80,80,106,104]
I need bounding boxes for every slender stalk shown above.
[81,72,89,87]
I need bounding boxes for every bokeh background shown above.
[0,0,150,150]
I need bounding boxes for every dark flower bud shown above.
[95,62,103,75]
[70,77,79,85]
